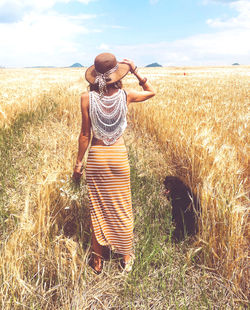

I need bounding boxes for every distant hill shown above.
[70,63,83,68]
[145,62,162,68]
[232,63,240,66]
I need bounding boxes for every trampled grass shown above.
[0,67,249,308]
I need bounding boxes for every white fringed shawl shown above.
[89,89,127,145]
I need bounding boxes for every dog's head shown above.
[164,176,190,199]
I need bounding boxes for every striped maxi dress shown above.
[86,144,134,256]
[86,90,134,255]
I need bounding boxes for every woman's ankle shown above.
[89,253,103,274]
[92,253,102,263]
[122,254,131,263]
[120,254,135,272]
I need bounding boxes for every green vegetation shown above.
[0,94,58,234]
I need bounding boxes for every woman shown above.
[73,53,155,274]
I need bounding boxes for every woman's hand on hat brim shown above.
[121,59,136,73]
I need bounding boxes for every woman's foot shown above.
[88,254,103,275]
[120,254,135,272]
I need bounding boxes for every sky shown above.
[0,0,249,67]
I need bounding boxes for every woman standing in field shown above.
[73,53,155,274]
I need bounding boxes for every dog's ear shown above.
[164,176,173,185]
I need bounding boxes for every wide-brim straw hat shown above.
[85,53,130,85]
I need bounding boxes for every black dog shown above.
[164,176,200,241]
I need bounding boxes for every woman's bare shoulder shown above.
[81,92,89,100]
[80,92,89,104]
[80,92,90,111]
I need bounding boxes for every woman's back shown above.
[89,89,128,146]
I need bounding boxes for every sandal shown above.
[88,254,103,275]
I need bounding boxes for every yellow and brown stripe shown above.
[86,145,134,255]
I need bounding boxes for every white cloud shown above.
[77,0,94,3]
[0,0,94,22]
[98,44,111,51]
[0,0,93,10]
[0,0,98,66]
[0,11,98,66]
[206,0,250,28]
[112,25,250,66]
[68,13,97,21]
[109,25,127,29]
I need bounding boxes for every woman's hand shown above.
[72,164,83,183]
[121,58,136,73]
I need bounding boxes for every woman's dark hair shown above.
[89,80,123,93]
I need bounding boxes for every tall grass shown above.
[0,68,83,127]
[0,67,248,308]
[0,78,89,308]
[126,67,249,295]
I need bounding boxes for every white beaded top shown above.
[89,89,128,145]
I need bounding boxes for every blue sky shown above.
[0,0,249,67]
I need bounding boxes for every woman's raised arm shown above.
[121,58,155,104]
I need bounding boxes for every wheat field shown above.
[0,66,249,309]
[127,66,249,291]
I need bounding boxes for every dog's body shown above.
[164,176,200,241]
